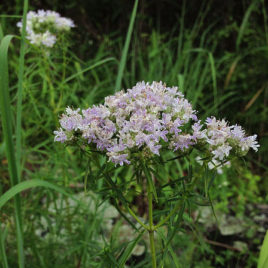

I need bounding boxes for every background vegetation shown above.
[0,0,267,267]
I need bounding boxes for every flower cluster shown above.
[17,10,74,48]
[205,117,259,159]
[195,116,259,173]
[54,82,259,167]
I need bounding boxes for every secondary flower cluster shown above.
[54,82,259,167]
[205,117,259,159]
[17,10,74,48]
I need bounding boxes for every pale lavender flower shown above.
[192,121,207,141]
[199,116,259,167]
[59,107,82,131]
[54,128,67,143]
[54,82,259,166]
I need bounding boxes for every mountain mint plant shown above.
[54,81,259,267]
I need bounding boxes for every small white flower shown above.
[17,10,74,48]
[41,31,56,47]
[212,144,232,160]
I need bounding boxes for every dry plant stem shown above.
[148,180,157,268]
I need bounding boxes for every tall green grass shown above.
[0,35,25,268]
[0,1,28,266]
[15,0,28,177]
[115,0,138,92]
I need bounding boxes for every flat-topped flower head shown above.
[54,82,200,165]
[17,10,74,48]
[54,82,259,167]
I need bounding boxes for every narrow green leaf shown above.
[115,0,139,92]
[104,250,119,267]
[118,230,144,267]
[162,201,185,257]
[236,0,258,50]
[101,171,129,206]
[208,170,217,190]
[258,231,268,268]
[0,34,25,268]
[0,179,79,210]
[178,73,184,92]
[143,166,158,202]
[158,229,180,268]
[161,176,187,189]
[208,192,218,225]
[0,35,16,181]
[61,57,115,85]
[0,15,22,18]
[0,24,3,41]
[113,199,138,231]
[208,52,217,113]
[16,0,29,177]
[0,226,9,268]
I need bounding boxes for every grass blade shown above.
[0,179,79,210]
[61,57,116,85]
[115,0,138,92]
[118,230,144,267]
[0,227,9,268]
[236,0,258,50]
[0,15,22,18]
[208,52,217,113]
[0,24,3,41]
[258,231,268,268]
[0,34,25,268]
[16,0,28,177]
[158,229,180,268]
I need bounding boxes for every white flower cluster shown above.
[17,10,74,47]
[196,117,259,173]
[54,81,259,167]
[205,117,259,158]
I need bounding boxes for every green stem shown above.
[149,230,157,268]
[148,180,157,268]
[126,206,150,231]
[42,51,55,109]
[154,201,181,230]
[57,43,67,111]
